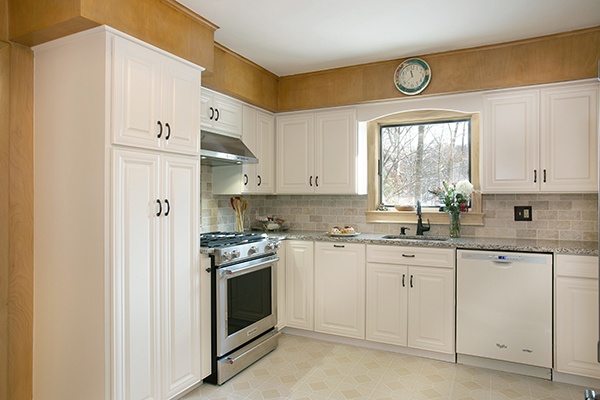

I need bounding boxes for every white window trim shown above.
[365,109,484,226]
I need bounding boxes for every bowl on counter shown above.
[395,205,415,212]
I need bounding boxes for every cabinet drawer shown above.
[556,254,598,279]
[367,245,454,268]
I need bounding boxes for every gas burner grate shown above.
[200,231,268,248]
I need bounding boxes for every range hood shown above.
[200,131,258,166]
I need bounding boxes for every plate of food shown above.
[327,226,360,237]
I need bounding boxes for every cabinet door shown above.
[277,114,314,193]
[555,276,600,379]
[242,107,275,194]
[540,84,598,192]
[407,266,455,354]
[285,241,314,330]
[366,262,408,346]
[113,37,162,151]
[161,155,201,398]
[201,90,243,137]
[254,111,276,193]
[314,109,357,194]
[314,242,366,339]
[212,93,243,137]
[276,243,287,329]
[482,90,539,193]
[112,149,161,400]
[161,58,201,155]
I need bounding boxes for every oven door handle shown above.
[219,255,279,279]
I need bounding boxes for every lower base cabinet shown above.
[555,254,600,380]
[366,245,455,354]
[314,242,366,339]
[285,240,315,330]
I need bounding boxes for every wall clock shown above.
[394,58,431,95]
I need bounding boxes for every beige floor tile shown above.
[182,333,593,400]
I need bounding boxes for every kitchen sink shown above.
[381,234,449,241]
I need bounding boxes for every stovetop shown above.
[200,231,268,249]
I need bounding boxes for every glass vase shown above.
[449,210,461,238]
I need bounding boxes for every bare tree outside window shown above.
[380,120,470,207]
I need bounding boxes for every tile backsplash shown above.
[201,166,598,241]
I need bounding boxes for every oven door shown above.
[216,254,278,357]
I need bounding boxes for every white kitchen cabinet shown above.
[112,36,201,156]
[555,255,600,380]
[276,242,287,329]
[113,149,201,400]
[201,88,243,137]
[314,242,366,339]
[33,27,207,400]
[285,240,315,330]
[242,105,276,193]
[366,245,455,354]
[276,108,358,194]
[482,81,598,193]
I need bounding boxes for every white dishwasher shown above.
[456,249,553,368]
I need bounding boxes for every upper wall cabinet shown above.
[481,81,598,193]
[201,88,243,137]
[113,38,201,155]
[242,105,276,194]
[276,108,359,194]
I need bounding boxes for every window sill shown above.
[365,210,485,226]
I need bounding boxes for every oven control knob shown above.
[248,246,259,256]
[265,242,275,252]
[222,251,232,261]
[231,250,240,259]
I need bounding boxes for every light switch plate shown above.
[514,206,532,221]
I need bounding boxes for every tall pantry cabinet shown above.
[33,27,209,400]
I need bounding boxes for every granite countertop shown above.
[265,230,599,256]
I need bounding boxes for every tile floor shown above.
[183,333,591,400]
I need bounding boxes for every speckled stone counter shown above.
[265,231,599,256]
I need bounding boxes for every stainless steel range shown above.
[201,231,281,385]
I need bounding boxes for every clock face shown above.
[394,58,431,95]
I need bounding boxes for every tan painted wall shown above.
[8,0,216,71]
[203,44,279,112]
[278,27,600,111]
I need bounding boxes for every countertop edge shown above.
[264,231,598,257]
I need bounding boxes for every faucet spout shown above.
[415,200,430,235]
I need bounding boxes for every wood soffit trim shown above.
[161,0,219,31]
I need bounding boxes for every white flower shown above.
[454,180,474,198]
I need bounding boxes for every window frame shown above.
[365,109,484,226]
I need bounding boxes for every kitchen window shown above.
[380,119,471,207]
[366,109,484,226]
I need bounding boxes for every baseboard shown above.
[553,371,600,389]
[282,327,456,363]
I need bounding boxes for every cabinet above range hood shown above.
[200,131,258,166]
